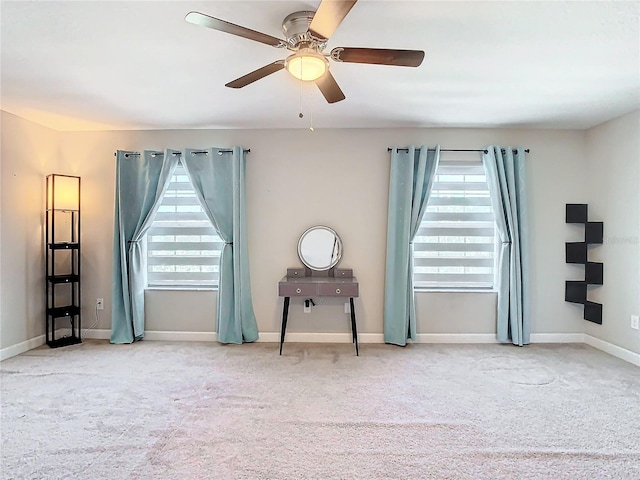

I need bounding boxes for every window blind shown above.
[146,162,221,287]
[413,159,496,289]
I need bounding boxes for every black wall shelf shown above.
[585,262,604,285]
[565,204,603,324]
[565,242,587,264]
[585,222,604,244]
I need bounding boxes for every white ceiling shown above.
[1,0,639,131]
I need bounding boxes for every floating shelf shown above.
[565,204,603,324]
[566,242,587,263]
[585,222,603,244]
[566,203,588,223]
[565,281,587,304]
[585,262,603,285]
[584,301,603,325]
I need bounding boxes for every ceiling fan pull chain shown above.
[308,84,314,132]
[299,75,304,119]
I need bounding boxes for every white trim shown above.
[0,335,45,361]
[143,331,217,342]
[80,329,218,342]
[414,333,584,344]
[257,332,384,343]
[262,332,585,344]
[530,333,585,343]
[8,330,637,367]
[414,333,498,343]
[78,329,111,340]
[69,330,595,346]
[583,334,640,367]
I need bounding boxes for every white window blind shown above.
[146,162,221,287]
[413,159,496,289]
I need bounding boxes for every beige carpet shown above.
[1,341,639,479]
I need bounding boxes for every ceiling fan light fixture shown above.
[286,50,328,81]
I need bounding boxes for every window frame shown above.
[145,161,221,290]
[413,158,498,292]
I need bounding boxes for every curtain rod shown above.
[387,148,530,154]
[115,149,250,158]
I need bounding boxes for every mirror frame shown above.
[297,225,343,271]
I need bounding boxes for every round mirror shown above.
[297,226,343,271]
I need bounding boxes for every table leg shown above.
[350,297,359,356]
[279,296,290,355]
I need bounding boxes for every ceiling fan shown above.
[185,0,425,104]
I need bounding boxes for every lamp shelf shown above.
[47,336,82,348]
[48,242,80,250]
[47,305,80,319]
[45,174,82,348]
[47,274,80,284]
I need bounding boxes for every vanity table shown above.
[278,226,360,356]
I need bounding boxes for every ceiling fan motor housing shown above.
[282,11,326,50]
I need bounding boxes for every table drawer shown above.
[318,282,358,297]
[279,282,317,297]
[334,268,353,278]
[287,268,307,278]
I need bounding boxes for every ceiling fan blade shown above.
[225,61,285,89]
[331,47,425,67]
[316,71,346,104]
[309,0,358,40]
[185,11,284,47]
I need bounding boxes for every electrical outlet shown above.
[344,302,350,314]
[96,298,104,310]
[631,315,639,330]
[304,300,311,314]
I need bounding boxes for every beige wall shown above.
[0,111,60,350]
[52,126,589,339]
[14,110,634,353]
[585,110,640,353]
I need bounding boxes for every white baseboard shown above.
[415,333,585,344]
[81,329,217,342]
[1,335,45,361]
[583,334,640,367]
[5,330,637,367]
[64,330,590,345]
[261,332,586,345]
[79,330,375,344]
[81,329,111,340]
[415,333,499,343]
[257,332,384,343]
[530,333,585,343]
[143,331,217,342]
[80,330,640,366]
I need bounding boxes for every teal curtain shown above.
[384,145,440,346]
[482,147,530,346]
[111,151,179,344]
[181,147,258,344]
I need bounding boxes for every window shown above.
[413,159,496,290]
[146,162,222,288]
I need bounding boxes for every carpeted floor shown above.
[1,340,639,479]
